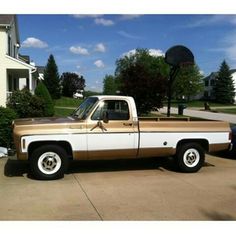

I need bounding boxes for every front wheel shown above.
[30,145,68,180]
[176,143,205,173]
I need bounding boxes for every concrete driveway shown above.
[0,154,236,220]
[159,107,236,124]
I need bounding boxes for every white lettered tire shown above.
[176,142,205,173]
[30,145,69,180]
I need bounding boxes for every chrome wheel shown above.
[183,148,200,168]
[38,152,62,175]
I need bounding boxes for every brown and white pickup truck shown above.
[10,95,231,180]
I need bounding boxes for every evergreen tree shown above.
[35,82,54,116]
[213,60,235,104]
[44,54,61,99]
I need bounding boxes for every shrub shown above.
[7,89,45,118]
[0,107,17,148]
[35,82,54,116]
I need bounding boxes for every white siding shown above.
[0,28,7,107]
[231,72,236,103]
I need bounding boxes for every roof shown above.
[0,15,20,44]
[204,69,236,81]
[18,54,30,64]
[36,66,45,74]
[204,72,218,81]
[230,69,236,74]
[0,15,14,25]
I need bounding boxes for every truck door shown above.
[87,99,139,160]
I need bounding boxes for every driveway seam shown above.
[73,174,103,221]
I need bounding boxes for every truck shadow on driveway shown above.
[4,157,179,178]
[4,159,30,178]
[4,157,217,178]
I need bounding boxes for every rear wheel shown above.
[176,143,205,173]
[30,145,68,180]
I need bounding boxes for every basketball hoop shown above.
[165,45,194,117]
[165,45,194,67]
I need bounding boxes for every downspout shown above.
[29,67,37,94]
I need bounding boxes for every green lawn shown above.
[215,108,236,114]
[54,96,82,108]
[54,97,81,117]
[54,107,75,117]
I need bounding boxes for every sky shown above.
[17,14,236,92]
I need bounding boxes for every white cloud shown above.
[69,46,89,55]
[21,37,48,48]
[73,14,102,18]
[120,15,142,20]
[149,49,165,57]
[94,60,105,68]
[94,18,114,26]
[117,30,143,40]
[95,43,106,52]
[184,15,236,28]
[122,49,164,58]
[76,65,81,69]
[199,70,205,76]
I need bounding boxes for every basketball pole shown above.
[167,66,179,117]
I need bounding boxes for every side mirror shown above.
[102,111,109,123]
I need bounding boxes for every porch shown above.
[6,68,38,99]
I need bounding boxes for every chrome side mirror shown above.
[102,111,109,123]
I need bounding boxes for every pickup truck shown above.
[11,95,231,180]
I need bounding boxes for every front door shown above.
[87,99,139,160]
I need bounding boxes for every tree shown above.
[7,89,45,118]
[0,107,17,148]
[103,74,119,95]
[61,72,85,97]
[115,48,169,114]
[213,60,235,104]
[44,54,61,99]
[35,82,54,116]
[173,64,204,101]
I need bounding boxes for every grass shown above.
[215,108,236,115]
[54,107,75,117]
[54,96,82,108]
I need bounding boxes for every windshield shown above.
[71,97,98,119]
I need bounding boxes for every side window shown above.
[91,100,130,120]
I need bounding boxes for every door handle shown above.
[123,123,133,126]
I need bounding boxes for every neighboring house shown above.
[36,66,45,81]
[203,69,236,102]
[0,15,39,107]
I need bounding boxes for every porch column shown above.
[0,68,7,107]
[29,69,32,93]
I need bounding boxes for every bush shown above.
[35,82,54,116]
[7,89,45,118]
[0,107,17,148]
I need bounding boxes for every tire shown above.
[30,145,69,180]
[176,142,205,173]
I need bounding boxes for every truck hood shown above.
[14,116,77,126]
[13,116,86,136]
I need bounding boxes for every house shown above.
[0,15,40,107]
[203,69,236,102]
